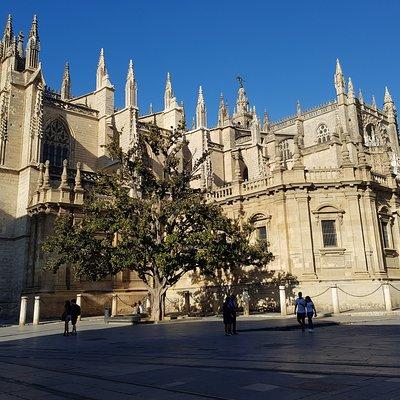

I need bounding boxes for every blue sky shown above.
[3,1,400,125]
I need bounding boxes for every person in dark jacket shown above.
[70,299,81,335]
[228,295,238,335]
[222,296,233,336]
[62,300,71,336]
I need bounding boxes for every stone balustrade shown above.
[208,166,397,202]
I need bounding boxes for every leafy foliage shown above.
[43,123,273,320]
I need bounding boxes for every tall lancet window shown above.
[41,119,70,167]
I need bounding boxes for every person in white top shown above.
[305,296,317,332]
[294,292,307,331]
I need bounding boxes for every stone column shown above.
[382,283,393,312]
[279,286,287,316]
[295,191,317,279]
[363,190,386,276]
[242,289,250,317]
[331,285,340,314]
[19,296,28,326]
[345,191,369,276]
[76,294,82,321]
[184,292,190,315]
[33,296,40,325]
[111,293,117,317]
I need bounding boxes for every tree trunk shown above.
[150,278,167,323]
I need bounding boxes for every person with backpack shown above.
[294,292,306,332]
[70,299,81,335]
[305,296,317,332]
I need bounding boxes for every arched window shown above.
[41,119,70,167]
[279,139,292,161]
[316,123,330,144]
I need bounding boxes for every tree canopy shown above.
[43,123,273,321]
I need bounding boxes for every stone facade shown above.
[1,15,400,319]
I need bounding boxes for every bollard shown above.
[111,293,117,317]
[33,296,40,325]
[279,286,287,316]
[76,294,82,321]
[382,283,393,312]
[331,285,340,314]
[19,296,28,326]
[242,289,250,317]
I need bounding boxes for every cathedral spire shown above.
[17,31,24,58]
[217,93,228,127]
[263,109,270,132]
[296,100,301,117]
[164,72,173,110]
[384,86,393,105]
[195,86,207,128]
[358,89,364,105]
[96,48,111,89]
[250,107,261,145]
[2,15,13,51]
[61,62,71,100]
[347,77,355,102]
[125,59,137,108]
[372,95,377,110]
[384,87,396,119]
[334,58,345,96]
[25,15,40,70]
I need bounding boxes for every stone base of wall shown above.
[297,280,400,313]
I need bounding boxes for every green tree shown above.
[43,124,273,322]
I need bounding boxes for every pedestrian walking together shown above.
[222,295,238,336]
[294,292,317,332]
[62,298,81,336]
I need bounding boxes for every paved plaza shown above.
[0,314,399,399]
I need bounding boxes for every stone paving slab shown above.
[0,315,400,399]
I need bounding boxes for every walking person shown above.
[229,295,238,335]
[294,292,306,332]
[222,296,233,336]
[305,296,317,332]
[70,299,81,335]
[62,300,71,336]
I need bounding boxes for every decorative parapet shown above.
[305,167,341,182]
[371,171,387,185]
[43,92,98,118]
[271,100,337,131]
[208,166,397,202]
[28,161,97,214]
